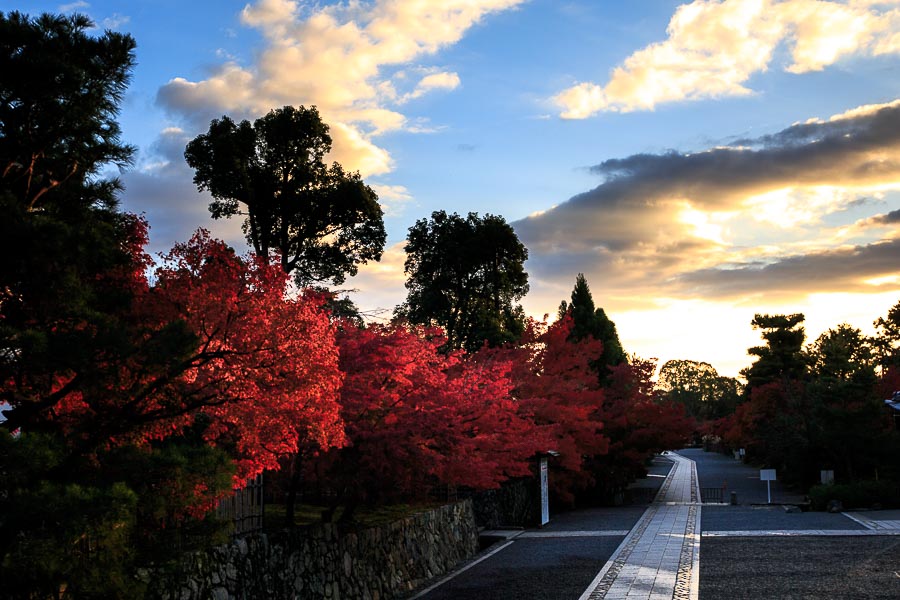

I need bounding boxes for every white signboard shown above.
[760,469,776,503]
[540,457,549,526]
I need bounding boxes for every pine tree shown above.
[558,273,626,384]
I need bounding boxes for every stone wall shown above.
[471,477,539,529]
[146,500,478,600]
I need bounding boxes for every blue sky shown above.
[9,0,900,376]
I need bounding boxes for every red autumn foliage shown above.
[716,380,804,456]
[142,231,345,480]
[877,367,900,401]
[310,323,543,509]
[588,358,695,498]
[45,228,345,483]
[476,316,609,504]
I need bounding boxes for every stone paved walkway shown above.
[579,451,701,600]
[844,510,900,531]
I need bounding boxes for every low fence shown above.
[701,487,724,503]
[215,474,264,536]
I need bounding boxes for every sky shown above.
[9,0,900,377]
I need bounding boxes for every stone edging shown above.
[584,505,659,599]
[673,503,699,600]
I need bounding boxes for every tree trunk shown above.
[284,450,304,526]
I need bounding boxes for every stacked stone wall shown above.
[146,500,478,600]
[471,477,539,529]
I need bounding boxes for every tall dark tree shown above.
[0,14,284,595]
[808,324,874,382]
[873,300,900,373]
[397,210,529,351]
[804,325,887,483]
[0,13,194,596]
[0,11,135,212]
[0,10,140,433]
[558,273,626,384]
[741,313,808,392]
[185,105,386,286]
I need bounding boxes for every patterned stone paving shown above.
[580,452,701,600]
[843,512,900,531]
[517,530,631,538]
[703,529,900,537]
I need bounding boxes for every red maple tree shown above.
[40,228,345,484]
[590,358,694,498]
[474,316,610,504]
[309,323,542,518]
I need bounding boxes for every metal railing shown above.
[700,487,724,503]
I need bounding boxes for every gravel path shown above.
[701,505,864,532]
[700,536,900,599]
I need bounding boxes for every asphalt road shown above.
[417,536,626,600]
[678,447,806,505]
[410,449,899,599]
[702,505,864,531]
[412,455,673,600]
[690,447,899,598]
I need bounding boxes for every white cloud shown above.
[819,98,900,122]
[345,242,409,316]
[158,0,525,177]
[370,183,414,216]
[399,71,461,103]
[101,13,130,30]
[58,1,89,12]
[554,0,900,118]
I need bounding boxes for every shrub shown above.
[809,480,900,510]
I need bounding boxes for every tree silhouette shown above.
[398,210,529,351]
[558,273,626,384]
[185,105,386,286]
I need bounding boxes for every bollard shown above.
[730,491,738,505]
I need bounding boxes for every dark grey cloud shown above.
[583,102,900,210]
[871,208,900,225]
[120,129,246,256]
[514,100,900,307]
[674,238,900,299]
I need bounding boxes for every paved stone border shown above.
[579,452,701,600]
[673,504,699,600]
[703,529,900,537]
[843,512,900,530]
[689,460,699,504]
[689,505,701,600]
[655,455,677,499]
[579,506,659,600]
[842,512,876,529]
[518,530,631,538]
